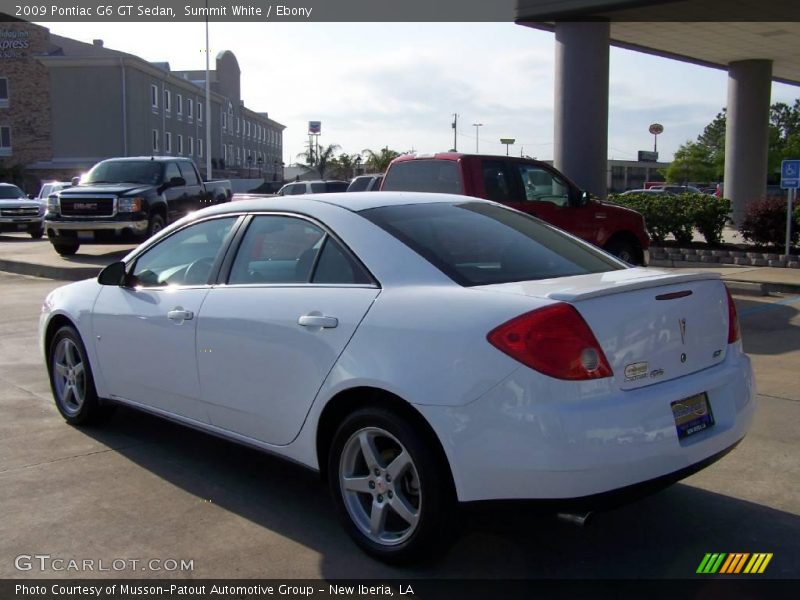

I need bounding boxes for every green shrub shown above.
[739,197,798,248]
[685,193,731,245]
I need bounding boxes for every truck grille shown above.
[0,207,39,217]
[60,197,115,217]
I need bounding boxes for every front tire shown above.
[48,325,113,425]
[29,226,44,239]
[51,239,80,256]
[147,213,165,238]
[328,407,457,564]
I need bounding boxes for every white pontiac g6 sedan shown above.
[39,192,755,563]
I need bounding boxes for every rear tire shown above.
[51,239,80,256]
[605,237,641,265]
[328,406,457,564]
[48,325,114,425]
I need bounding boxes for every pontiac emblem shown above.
[679,318,687,345]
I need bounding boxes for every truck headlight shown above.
[47,194,59,214]
[118,197,143,213]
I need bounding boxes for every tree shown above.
[664,141,717,184]
[297,143,340,179]
[362,147,401,173]
[328,153,361,180]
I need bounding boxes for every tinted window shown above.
[310,182,326,193]
[382,160,462,194]
[178,161,200,186]
[347,177,370,192]
[325,181,348,193]
[282,183,305,196]
[84,160,162,185]
[516,163,570,207]
[312,238,372,285]
[482,160,516,203]
[132,217,236,287]
[361,202,623,286]
[165,162,181,182]
[229,216,325,284]
[0,185,25,199]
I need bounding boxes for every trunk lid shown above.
[480,268,730,389]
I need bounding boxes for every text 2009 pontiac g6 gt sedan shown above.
[40,192,754,563]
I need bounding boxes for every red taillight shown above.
[487,303,613,380]
[725,286,740,344]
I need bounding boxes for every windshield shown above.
[361,202,624,286]
[0,185,26,199]
[84,160,163,185]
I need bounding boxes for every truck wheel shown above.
[147,213,165,237]
[605,238,641,265]
[52,239,80,256]
[29,226,44,240]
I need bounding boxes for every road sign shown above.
[781,159,800,189]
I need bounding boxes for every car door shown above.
[177,160,204,212]
[92,216,239,422]
[162,161,187,221]
[197,214,380,445]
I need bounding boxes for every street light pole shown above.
[472,123,483,153]
[204,0,212,180]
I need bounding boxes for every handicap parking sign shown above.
[781,160,800,189]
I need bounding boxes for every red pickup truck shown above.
[381,153,649,265]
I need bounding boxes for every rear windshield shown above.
[360,202,623,286]
[382,160,462,194]
[347,177,370,192]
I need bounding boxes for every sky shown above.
[39,21,800,165]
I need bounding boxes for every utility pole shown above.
[472,123,483,152]
[452,113,458,152]
[204,0,212,180]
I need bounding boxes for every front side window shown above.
[132,217,237,288]
[228,216,370,285]
[164,162,181,182]
[516,163,570,207]
[361,202,623,286]
[178,161,200,186]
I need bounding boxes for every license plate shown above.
[77,230,94,239]
[671,393,714,439]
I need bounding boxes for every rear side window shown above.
[178,161,201,186]
[325,181,348,193]
[310,182,326,193]
[382,160,462,194]
[360,202,623,286]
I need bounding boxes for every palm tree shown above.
[297,143,341,179]
[329,153,362,180]
[362,147,401,173]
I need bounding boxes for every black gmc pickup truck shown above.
[45,156,232,256]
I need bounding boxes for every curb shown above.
[649,259,800,296]
[0,258,100,282]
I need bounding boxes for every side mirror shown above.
[579,190,591,206]
[71,176,81,186]
[98,261,128,286]
[169,176,186,188]
[28,194,35,199]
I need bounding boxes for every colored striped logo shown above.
[696,553,773,574]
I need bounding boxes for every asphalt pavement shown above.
[0,270,798,579]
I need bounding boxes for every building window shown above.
[165,131,172,154]
[152,129,159,152]
[188,136,194,156]
[236,116,240,135]
[164,89,171,114]
[197,101,203,123]
[0,126,11,156]
[176,94,183,117]
[177,134,183,155]
[0,78,8,108]
[197,138,203,158]
[236,146,240,165]
[221,110,227,131]
[151,84,158,110]
[187,98,193,120]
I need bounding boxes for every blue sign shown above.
[781,159,800,189]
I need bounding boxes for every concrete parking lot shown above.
[0,270,798,579]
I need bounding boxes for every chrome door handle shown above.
[167,308,194,321]
[298,314,338,328]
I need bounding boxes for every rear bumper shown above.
[417,345,755,502]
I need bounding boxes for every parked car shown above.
[347,173,384,192]
[45,157,232,256]
[277,180,349,196]
[649,185,704,194]
[620,188,671,196]
[40,192,753,563]
[381,153,650,265]
[0,182,45,239]
[36,181,73,202]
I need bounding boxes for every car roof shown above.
[210,191,488,216]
